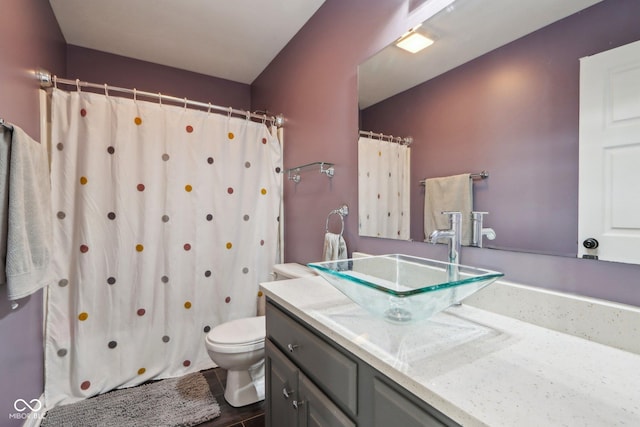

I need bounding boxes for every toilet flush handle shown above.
[287,343,299,353]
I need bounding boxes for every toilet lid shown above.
[207,316,265,346]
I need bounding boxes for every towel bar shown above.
[419,171,488,186]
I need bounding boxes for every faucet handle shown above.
[441,211,462,226]
[471,211,489,220]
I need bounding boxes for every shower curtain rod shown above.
[359,130,413,145]
[34,69,285,128]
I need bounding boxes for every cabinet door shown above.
[298,374,355,427]
[373,378,446,427]
[266,340,298,427]
[267,302,358,414]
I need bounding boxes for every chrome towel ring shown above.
[325,205,349,236]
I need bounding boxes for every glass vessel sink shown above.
[307,254,504,323]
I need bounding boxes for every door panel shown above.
[578,39,640,264]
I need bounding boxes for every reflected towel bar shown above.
[419,171,489,186]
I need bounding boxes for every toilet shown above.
[205,263,316,407]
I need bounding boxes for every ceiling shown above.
[49,0,602,95]
[49,0,326,84]
[359,0,602,108]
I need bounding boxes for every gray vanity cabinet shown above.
[265,301,460,427]
[266,340,355,427]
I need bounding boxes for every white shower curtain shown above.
[44,88,282,407]
[358,136,410,240]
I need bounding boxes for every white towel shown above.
[323,232,347,261]
[0,125,54,301]
[423,173,473,245]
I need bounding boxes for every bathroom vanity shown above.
[266,301,457,426]
[261,276,640,426]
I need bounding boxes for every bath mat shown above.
[41,372,220,427]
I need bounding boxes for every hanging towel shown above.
[423,173,473,245]
[323,232,347,261]
[0,124,54,302]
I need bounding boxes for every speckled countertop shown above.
[261,276,640,427]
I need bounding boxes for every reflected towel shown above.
[423,173,473,245]
[323,232,347,261]
[0,125,54,301]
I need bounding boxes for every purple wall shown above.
[66,46,251,110]
[251,0,409,266]
[0,1,65,424]
[252,0,640,307]
[0,1,639,423]
[361,0,640,257]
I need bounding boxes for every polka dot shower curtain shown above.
[44,88,282,407]
[358,136,410,240]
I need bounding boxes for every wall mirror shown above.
[357,0,640,261]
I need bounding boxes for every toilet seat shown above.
[206,316,265,354]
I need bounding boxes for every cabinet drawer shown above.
[267,303,358,414]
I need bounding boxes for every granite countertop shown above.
[261,276,640,427]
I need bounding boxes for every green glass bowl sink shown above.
[307,254,504,323]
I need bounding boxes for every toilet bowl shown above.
[205,316,266,407]
[204,263,316,407]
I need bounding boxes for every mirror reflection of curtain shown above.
[358,136,410,240]
[44,88,282,407]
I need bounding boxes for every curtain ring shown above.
[245,110,251,121]
[262,114,267,125]
[76,79,81,92]
[207,102,212,114]
[133,88,137,102]
[104,83,109,97]
[53,75,58,89]
[227,107,233,118]
[159,93,162,106]
[184,98,188,110]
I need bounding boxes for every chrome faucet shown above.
[470,211,496,248]
[428,211,461,282]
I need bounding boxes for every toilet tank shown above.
[257,263,317,315]
[272,263,317,280]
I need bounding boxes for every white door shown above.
[579,40,640,264]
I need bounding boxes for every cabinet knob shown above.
[282,387,293,399]
[287,343,299,353]
[292,399,305,410]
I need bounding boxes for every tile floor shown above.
[197,368,265,427]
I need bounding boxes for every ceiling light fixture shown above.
[396,0,455,53]
[396,32,434,53]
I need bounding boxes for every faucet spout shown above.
[471,211,497,248]
[428,229,454,243]
[482,227,496,241]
